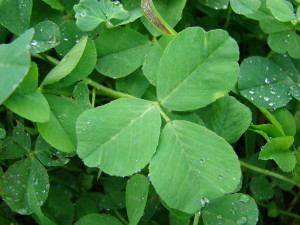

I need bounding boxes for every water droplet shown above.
[217,215,222,219]
[236,216,247,225]
[265,66,269,71]
[80,11,86,17]
[31,40,38,46]
[269,102,275,106]
[63,38,69,41]
[270,89,277,95]
[265,78,271,84]
[238,194,250,203]
[200,197,210,207]
[199,158,205,163]
[86,121,91,124]
[264,96,270,101]
[249,90,255,94]
[218,174,224,179]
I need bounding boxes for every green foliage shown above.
[0,0,300,225]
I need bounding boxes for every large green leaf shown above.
[76,98,161,176]
[157,27,239,111]
[37,95,84,153]
[197,95,252,144]
[74,0,129,31]
[30,21,61,53]
[0,0,32,34]
[126,174,149,225]
[95,27,151,78]
[3,62,50,123]
[149,120,241,214]
[202,193,259,225]
[259,136,296,172]
[75,214,123,225]
[238,56,294,109]
[42,36,96,86]
[0,29,34,104]
[250,176,274,200]
[0,157,49,215]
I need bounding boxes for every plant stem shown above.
[82,78,135,99]
[31,53,59,66]
[224,7,232,30]
[113,210,129,225]
[91,88,96,107]
[157,106,171,123]
[193,212,200,225]
[41,88,73,96]
[258,203,300,220]
[239,160,299,187]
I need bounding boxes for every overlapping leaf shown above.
[157,27,239,111]
[76,98,161,176]
[149,120,241,213]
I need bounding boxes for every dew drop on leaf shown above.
[199,157,205,163]
[200,197,210,207]
[265,78,270,84]
[238,194,250,203]
[236,216,247,225]
[218,174,224,179]
[217,215,222,219]
[264,96,270,101]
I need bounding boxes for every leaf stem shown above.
[224,7,232,30]
[141,0,177,35]
[258,203,300,220]
[82,78,135,99]
[113,210,129,225]
[31,53,60,66]
[40,88,73,96]
[193,212,200,225]
[157,106,171,123]
[239,160,299,187]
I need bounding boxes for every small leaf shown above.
[202,193,259,225]
[42,0,64,10]
[74,214,123,225]
[42,36,94,86]
[35,135,70,167]
[0,0,32,34]
[230,0,261,15]
[95,27,150,78]
[259,136,296,172]
[272,108,296,136]
[126,174,149,225]
[157,27,239,111]
[197,95,252,144]
[266,0,295,22]
[41,187,75,225]
[0,157,49,215]
[239,56,294,109]
[76,98,161,176]
[30,21,61,53]
[74,0,129,31]
[0,29,34,104]
[250,176,274,200]
[73,81,92,109]
[37,95,84,153]
[149,120,241,213]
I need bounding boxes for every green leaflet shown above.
[202,193,259,225]
[250,176,274,200]
[149,120,241,214]
[266,0,295,22]
[0,0,32,34]
[74,214,123,225]
[76,98,161,176]
[95,27,151,78]
[74,0,129,31]
[30,21,61,53]
[0,29,34,104]
[0,157,49,215]
[42,36,96,86]
[239,56,294,109]
[230,0,261,15]
[42,0,64,10]
[126,174,149,225]
[259,136,296,172]
[3,62,50,123]
[157,27,239,111]
[197,95,252,144]
[37,95,84,153]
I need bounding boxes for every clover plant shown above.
[0,0,300,224]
